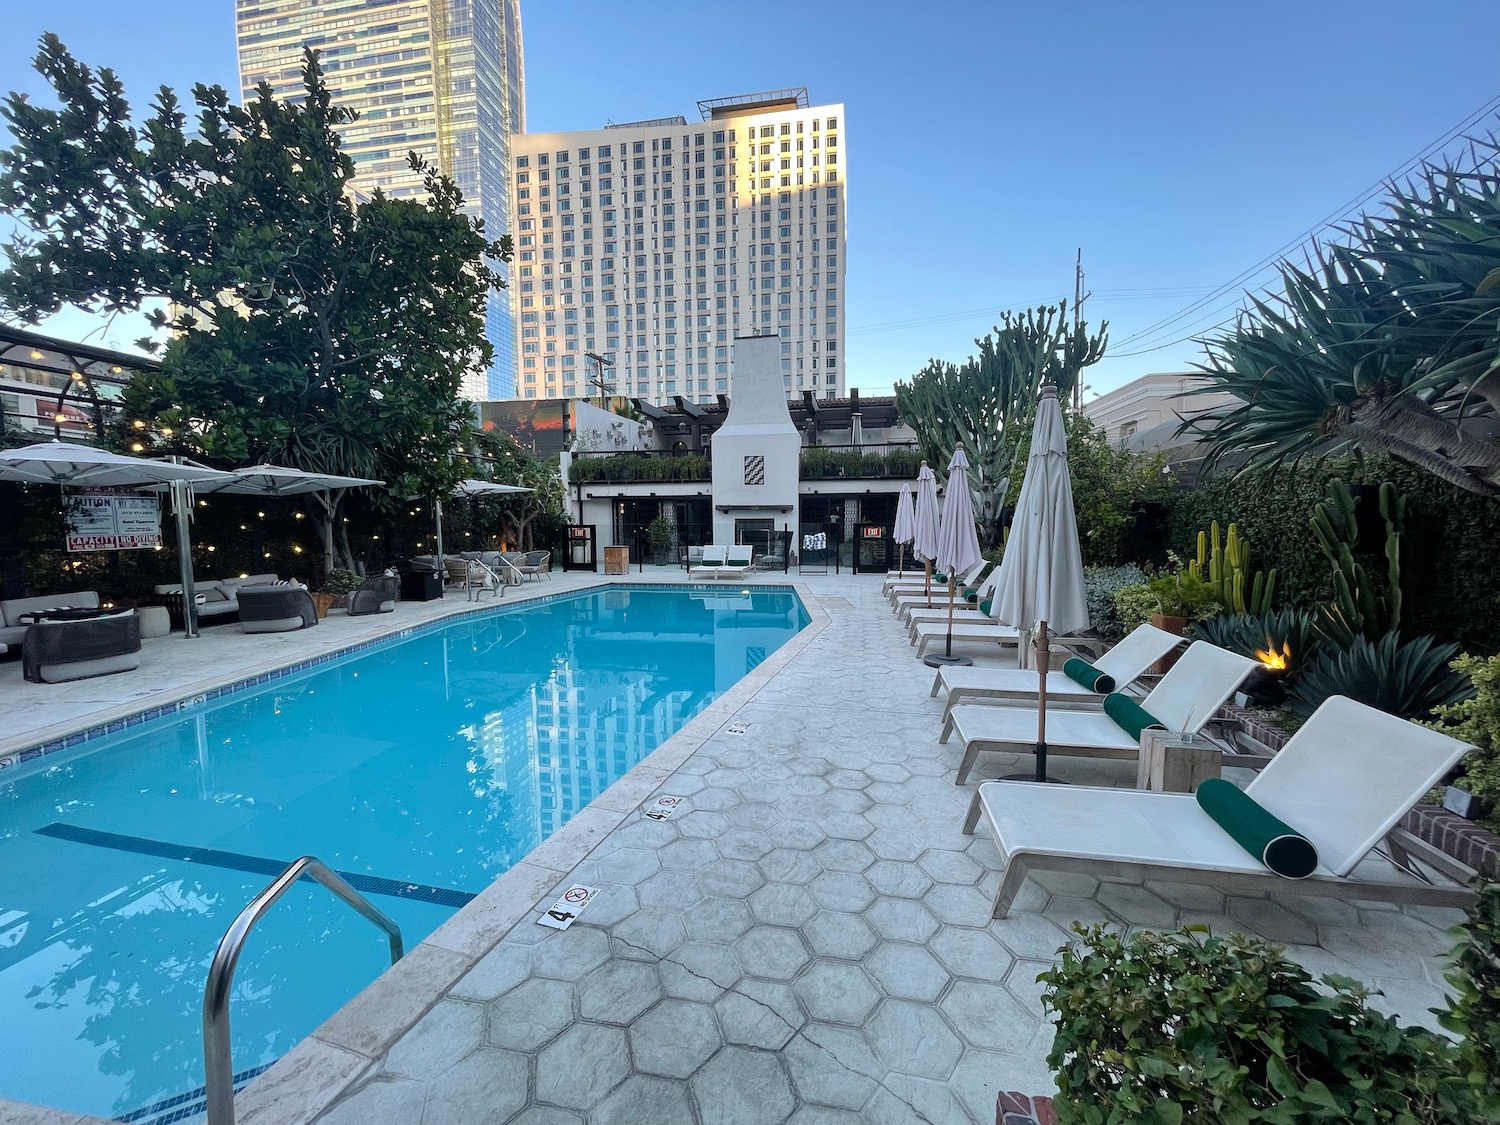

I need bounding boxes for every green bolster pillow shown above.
[964,588,977,603]
[934,572,948,584]
[1102,692,1164,742]
[1195,778,1319,879]
[1063,657,1116,694]
[979,598,992,616]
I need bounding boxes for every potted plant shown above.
[317,568,363,617]
[1145,569,1220,636]
[647,517,675,566]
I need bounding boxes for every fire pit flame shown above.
[1255,642,1292,672]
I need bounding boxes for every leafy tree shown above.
[0,37,512,569]
[894,301,1107,547]
[1188,136,1500,496]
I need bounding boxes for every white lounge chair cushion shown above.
[912,621,1020,645]
[932,623,1180,704]
[950,705,1140,755]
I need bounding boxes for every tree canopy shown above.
[1188,136,1500,497]
[1,37,526,567]
[894,301,1107,547]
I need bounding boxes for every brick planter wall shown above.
[1402,803,1500,880]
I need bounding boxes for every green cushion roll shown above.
[934,572,948,584]
[1102,692,1164,742]
[979,598,992,616]
[1195,778,1319,879]
[1063,657,1116,694]
[964,588,977,603]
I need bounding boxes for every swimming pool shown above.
[0,584,808,1122]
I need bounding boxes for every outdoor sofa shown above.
[236,584,318,633]
[347,574,399,616]
[153,573,280,629]
[498,550,550,580]
[22,610,141,683]
[0,590,105,648]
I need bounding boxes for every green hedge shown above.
[568,453,710,484]
[799,446,921,479]
[1163,458,1500,654]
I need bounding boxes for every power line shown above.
[1106,93,1500,357]
[845,285,1218,337]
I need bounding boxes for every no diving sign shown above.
[536,884,600,930]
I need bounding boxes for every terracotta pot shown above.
[311,591,338,619]
[1150,613,1187,673]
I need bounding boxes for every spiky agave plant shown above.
[1288,632,1473,720]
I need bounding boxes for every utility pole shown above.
[1073,249,1086,411]
[585,351,615,411]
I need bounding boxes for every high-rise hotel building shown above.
[235,0,526,400]
[509,89,846,405]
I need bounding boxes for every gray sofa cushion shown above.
[0,591,102,646]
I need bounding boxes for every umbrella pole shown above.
[922,573,974,667]
[1034,619,1050,783]
[169,469,199,639]
[434,496,445,569]
[897,543,905,578]
[924,559,932,608]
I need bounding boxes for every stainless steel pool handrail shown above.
[202,856,404,1125]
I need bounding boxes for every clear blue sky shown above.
[2,1,1498,399]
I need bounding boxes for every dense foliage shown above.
[1427,656,1500,834]
[0,38,514,568]
[1041,924,1485,1125]
[568,452,710,484]
[1189,609,1324,679]
[1287,632,1472,721]
[1441,881,1500,1105]
[894,302,1107,548]
[1083,564,1146,638]
[798,445,922,480]
[1188,137,1500,497]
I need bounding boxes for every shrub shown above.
[1113,583,1161,635]
[1041,924,1480,1125]
[321,567,363,595]
[1442,882,1500,1108]
[1426,655,1500,834]
[1085,564,1146,638]
[1189,609,1323,679]
[1147,569,1221,621]
[1288,632,1473,721]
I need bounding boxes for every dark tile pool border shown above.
[0,582,807,776]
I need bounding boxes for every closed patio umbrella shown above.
[892,483,916,577]
[0,441,238,639]
[991,384,1089,782]
[925,443,984,668]
[912,461,940,607]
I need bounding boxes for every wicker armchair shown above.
[23,612,142,683]
[237,585,318,633]
[348,574,399,616]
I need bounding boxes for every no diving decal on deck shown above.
[536,884,600,930]
[726,721,751,736]
[644,795,684,821]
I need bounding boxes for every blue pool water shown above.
[0,585,807,1121]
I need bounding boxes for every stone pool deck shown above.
[0,571,1468,1125]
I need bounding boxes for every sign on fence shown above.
[66,491,163,552]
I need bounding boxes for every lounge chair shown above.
[22,611,141,683]
[237,584,319,633]
[900,572,1002,626]
[718,544,755,579]
[962,695,1478,917]
[941,641,1257,783]
[1,590,104,648]
[688,545,728,579]
[912,619,1024,658]
[347,574,399,616]
[884,561,989,601]
[930,622,1183,720]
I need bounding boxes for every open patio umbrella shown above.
[991,384,1089,782]
[924,443,984,668]
[892,483,916,578]
[912,460,941,607]
[0,441,239,639]
[434,479,532,566]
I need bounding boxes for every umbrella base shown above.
[923,653,973,667]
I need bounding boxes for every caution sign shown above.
[66,491,163,552]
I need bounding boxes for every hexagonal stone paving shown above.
[865,942,950,1002]
[759,847,825,885]
[749,882,819,927]
[682,894,756,943]
[866,897,940,943]
[629,999,722,1078]
[792,961,880,1025]
[536,1022,631,1110]
[420,1048,529,1124]
[807,871,877,913]
[733,926,813,981]
[715,978,805,1050]
[692,1046,795,1125]
[486,977,576,1051]
[813,838,876,872]
[866,859,935,899]
[803,910,880,961]
[866,998,964,1079]
[940,979,1038,1053]
[578,958,661,1024]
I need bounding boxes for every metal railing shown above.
[202,856,404,1125]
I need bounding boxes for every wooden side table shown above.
[1137,729,1222,793]
[603,546,631,575]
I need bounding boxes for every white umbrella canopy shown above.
[433,479,535,563]
[925,443,985,667]
[0,441,236,488]
[991,387,1088,636]
[196,464,385,496]
[911,460,941,604]
[991,384,1088,782]
[892,483,916,576]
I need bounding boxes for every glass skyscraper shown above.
[236,0,526,399]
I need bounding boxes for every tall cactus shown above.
[1188,520,1276,615]
[1310,478,1405,645]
